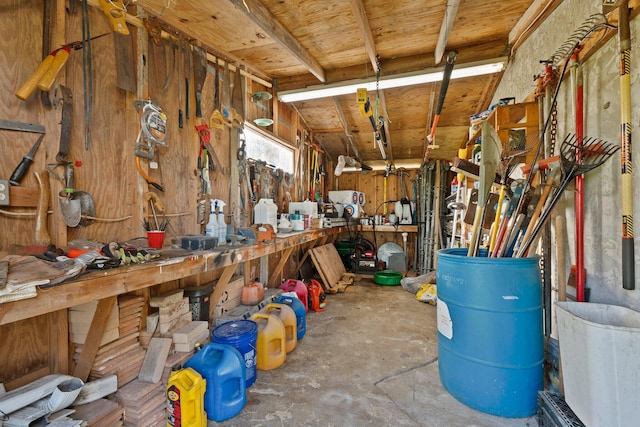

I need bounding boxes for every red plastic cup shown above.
[147,231,165,249]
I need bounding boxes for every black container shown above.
[184,283,214,321]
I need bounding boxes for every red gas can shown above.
[279,279,308,312]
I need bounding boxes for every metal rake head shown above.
[559,134,620,175]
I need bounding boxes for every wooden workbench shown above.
[0,227,345,326]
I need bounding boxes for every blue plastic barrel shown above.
[184,342,246,422]
[436,248,543,418]
[276,295,307,340]
[212,320,258,388]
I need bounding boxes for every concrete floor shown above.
[216,279,539,427]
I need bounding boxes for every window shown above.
[243,125,294,174]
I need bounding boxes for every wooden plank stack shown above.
[72,294,146,386]
[72,398,124,426]
[309,244,359,293]
[172,321,209,352]
[69,301,119,346]
[115,379,166,426]
[150,290,192,335]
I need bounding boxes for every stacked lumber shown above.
[117,294,145,338]
[309,244,359,293]
[72,398,124,426]
[80,337,145,386]
[115,379,166,427]
[68,301,119,346]
[150,290,192,335]
[172,321,209,352]
[73,294,146,386]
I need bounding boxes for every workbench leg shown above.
[260,255,268,287]
[49,309,69,375]
[268,246,294,287]
[73,296,117,382]
[210,264,238,319]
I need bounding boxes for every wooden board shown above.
[138,337,172,383]
[309,244,346,290]
[72,398,123,426]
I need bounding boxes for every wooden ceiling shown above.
[138,0,552,166]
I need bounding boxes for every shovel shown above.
[59,163,95,227]
[467,121,501,256]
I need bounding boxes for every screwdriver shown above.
[9,134,45,186]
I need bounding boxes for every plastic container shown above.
[436,248,543,418]
[265,303,297,353]
[241,280,265,306]
[166,366,207,427]
[184,283,214,322]
[275,295,306,340]
[212,319,258,388]
[184,343,246,422]
[253,198,278,230]
[147,230,165,249]
[251,313,286,370]
[279,279,308,312]
[556,302,640,427]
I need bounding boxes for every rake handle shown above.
[518,171,575,256]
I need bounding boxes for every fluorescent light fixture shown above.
[342,159,424,173]
[278,58,507,103]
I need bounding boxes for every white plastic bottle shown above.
[205,199,218,244]
[217,200,227,246]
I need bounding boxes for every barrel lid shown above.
[213,319,257,338]
[184,282,214,297]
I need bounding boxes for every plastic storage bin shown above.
[184,283,214,321]
[556,301,640,427]
[437,248,543,418]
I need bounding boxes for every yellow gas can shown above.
[166,365,207,427]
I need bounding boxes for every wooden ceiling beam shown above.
[226,0,326,82]
[276,38,508,91]
[350,0,379,74]
[508,0,563,55]
[435,0,461,64]
[332,96,364,163]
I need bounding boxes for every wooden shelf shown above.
[464,101,539,164]
[0,227,345,326]
[359,225,418,233]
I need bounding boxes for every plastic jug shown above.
[184,343,246,422]
[166,366,207,427]
[276,295,306,340]
[241,279,265,306]
[251,313,286,370]
[279,279,308,311]
[253,198,278,230]
[212,320,258,388]
[265,303,297,353]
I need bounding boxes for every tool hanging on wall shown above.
[134,100,167,191]
[97,0,129,35]
[81,0,93,150]
[15,33,108,101]
[618,0,635,290]
[209,57,224,129]
[0,120,46,187]
[192,45,208,118]
[133,100,167,159]
[231,63,245,127]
